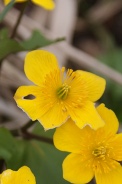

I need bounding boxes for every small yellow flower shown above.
[4,0,55,10]
[0,166,36,184]
[54,104,122,184]
[14,50,106,130]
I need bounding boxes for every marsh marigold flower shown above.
[4,0,55,10]
[14,50,105,130]
[0,166,36,184]
[54,104,122,184]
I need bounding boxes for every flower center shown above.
[57,83,70,100]
[92,146,106,158]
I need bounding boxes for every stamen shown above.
[65,69,76,83]
[92,146,106,158]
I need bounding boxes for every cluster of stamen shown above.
[56,67,76,100]
[92,146,106,158]
[57,83,70,100]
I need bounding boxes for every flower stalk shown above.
[11,0,30,38]
[11,120,53,144]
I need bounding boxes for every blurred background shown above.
[0,0,122,183]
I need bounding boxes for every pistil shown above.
[57,83,70,100]
[92,146,106,158]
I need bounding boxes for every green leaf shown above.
[7,139,69,184]
[0,128,18,161]
[0,28,9,39]
[0,30,64,61]
[0,0,15,22]
[0,124,69,184]
[33,121,54,138]
[7,123,69,184]
[21,30,65,50]
[0,38,23,60]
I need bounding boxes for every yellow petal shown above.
[32,0,55,9]
[95,163,122,184]
[15,166,36,184]
[24,50,59,86]
[0,169,14,183]
[4,0,54,9]
[4,0,26,5]
[108,134,122,161]
[38,102,69,130]
[69,101,104,130]
[76,70,106,102]
[63,153,94,183]
[0,166,36,184]
[54,118,90,153]
[96,104,119,135]
[14,86,49,120]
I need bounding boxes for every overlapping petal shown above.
[108,134,122,161]
[63,153,94,184]
[95,163,122,184]
[54,104,122,184]
[14,86,49,120]
[76,71,106,102]
[96,104,119,135]
[24,50,59,86]
[54,119,89,153]
[68,101,104,130]
[38,102,69,130]
[0,166,36,184]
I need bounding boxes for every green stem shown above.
[11,0,30,38]
[11,129,53,145]
[11,120,36,136]
[21,120,36,131]
[11,120,53,145]
[22,131,53,144]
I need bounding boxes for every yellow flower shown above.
[4,0,55,10]
[0,166,36,184]
[14,50,106,130]
[54,104,122,184]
